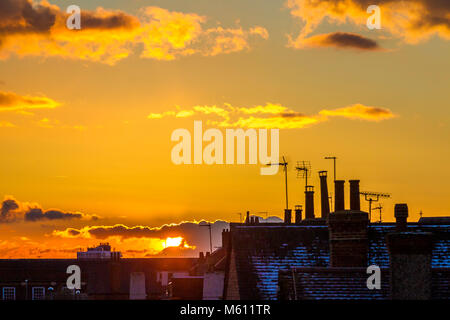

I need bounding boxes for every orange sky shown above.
[0,0,449,258]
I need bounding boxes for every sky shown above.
[0,0,449,258]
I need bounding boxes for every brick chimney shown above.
[394,203,408,232]
[319,171,330,219]
[284,209,292,224]
[328,210,369,267]
[349,180,360,211]
[295,205,302,224]
[386,232,433,300]
[305,186,315,219]
[334,180,345,211]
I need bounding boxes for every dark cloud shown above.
[86,220,230,250]
[54,216,284,254]
[0,0,57,35]
[0,0,138,37]
[310,32,380,50]
[24,208,83,221]
[280,112,306,118]
[82,11,139,30]
[0,198,20,222]
[0,197,99,223]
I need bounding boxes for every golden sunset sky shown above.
[0,0,449,258]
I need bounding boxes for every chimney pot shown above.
[305,186,315,219]
[349,180,361,211]
[284,209,292,224]
[319,171,330,219]
[394,203,408,232]
[334,180,345,211]
[295,205,303,224]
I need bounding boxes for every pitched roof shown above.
[229,224,329,299]
[278,267,390,300]
[369,224,450,268]
[228,222,450,300]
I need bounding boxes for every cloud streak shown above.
[148,102,396,129]
[301,32,381,50]
[0,91,60,112]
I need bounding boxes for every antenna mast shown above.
[324,156,337,181]
[359,191,391,221]
[295,161,311,190]
[200,223,213,253]
[267,156,289,210]
[373,204,383,223]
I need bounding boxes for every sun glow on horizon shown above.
[163,237,184,248]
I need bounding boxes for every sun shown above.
[163,237,183,248]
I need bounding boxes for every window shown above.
[32,287,45,300]
[2,287,16,300]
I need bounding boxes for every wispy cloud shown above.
[0,1,268,64]
[0,91,60,112]
[0,121,15,128]
[319,104,395,121]
[148,102,396,129]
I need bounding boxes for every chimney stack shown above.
[349,180,360,211]
[334,180,345,211]
[319,171,330,219]
[245,211,250,224]
[387,232,433,299]
[284,209,292,224]
[295,205,302,224]
[328,211,369,267]
[394,203,408,232]
[305,186,315,219]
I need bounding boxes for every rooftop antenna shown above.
[199,223,213,253]
[295,160,311,190]
[267,156,289,210]
[359,191,391,221]
[373,204,383,223]
[324,156,337,181]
